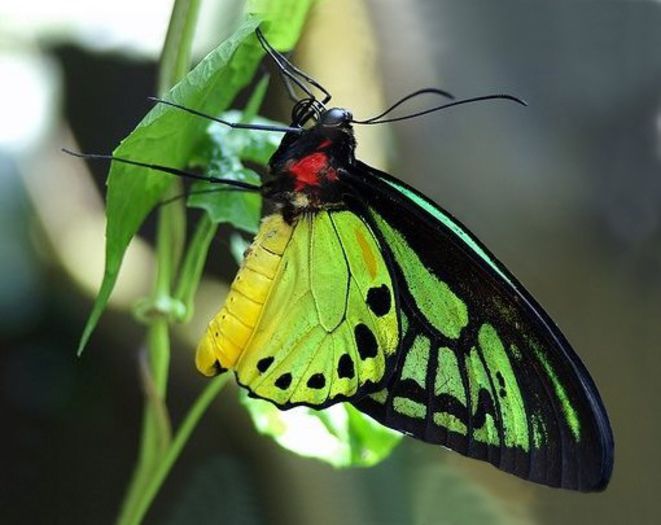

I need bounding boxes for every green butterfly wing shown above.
[198,210,400,409]
[343,162,614,491]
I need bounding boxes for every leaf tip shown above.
[76,337,88,357]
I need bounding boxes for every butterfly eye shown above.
[319,107,353,127]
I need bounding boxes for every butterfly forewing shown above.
[344,163,613,491]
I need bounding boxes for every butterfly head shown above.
[317,107,353,129]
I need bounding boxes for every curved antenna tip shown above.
[504,94,528,106]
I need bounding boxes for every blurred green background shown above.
[1,0,659,523]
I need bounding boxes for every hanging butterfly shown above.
[70,28,613,491]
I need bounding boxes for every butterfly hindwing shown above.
[344,163,613,491]
[197,210,399,409]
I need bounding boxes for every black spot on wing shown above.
[338,353,355,379]
[307,373,326,389]
[257,357,274,373]
[366,284,391,317]
[354,323,378,360]
[212,361,227,375]
[472,389,498,430]
[275,373,292,390]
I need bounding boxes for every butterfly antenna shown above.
[158,186,254,208]
[357,88,456,123]
[255,29,319,105]
[267,62,325,126]
[352,93,527,125]
[276,53,332,105]
[62,149,262,192]
[279,68,302,104]
[147,97,303,134]
[275,50,332,104]
[255,27,332,106]
[267,63,319,124]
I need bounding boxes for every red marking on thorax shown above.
[289,152,336,191]
[318,139,332,149]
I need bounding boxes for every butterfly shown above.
[86,28,614,491]
[189,30,614,492]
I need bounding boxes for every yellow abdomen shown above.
[195,214,294,376]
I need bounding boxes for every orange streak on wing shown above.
[354,227,377,279]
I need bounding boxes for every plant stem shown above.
[158,0,203,96]
[127,375,229,525]
[116,1,201,524]
[174,214,219,322]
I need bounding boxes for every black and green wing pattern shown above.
[343,162,614,491]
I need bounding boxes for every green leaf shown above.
[188,170,262,234]
[187,111,285,234]
[343,405,403,466]
[246,0,313,49]
[202,111,285,165]
[240,392,402,468]
[78,0,315,354]
[241,74,271,123]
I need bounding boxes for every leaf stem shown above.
[126,375,229,525]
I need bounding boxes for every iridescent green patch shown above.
[467,347,500,446]
[529,339,581,441]
[371,212,468,339]
[393,396,427,419]
[369,389,388,404]
[401,311,409,336]
[434,346,466,404]
[401,335,430,389]
[433,412,467,435]
[478,324,529,449]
